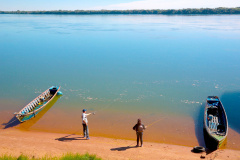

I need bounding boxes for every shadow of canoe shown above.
[221,91,240,134]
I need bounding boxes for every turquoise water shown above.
[0,14,240,145]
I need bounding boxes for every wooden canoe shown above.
[204,96,228,149]
[15,86,61,122]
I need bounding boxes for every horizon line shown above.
[1,7,240,12]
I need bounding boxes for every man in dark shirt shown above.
[133,119,147,147]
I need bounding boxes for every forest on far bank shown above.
[1,7,240,15]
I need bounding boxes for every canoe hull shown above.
[16,86,61,122]
[17,106,44,122]
[203,126,227,150]
[203,96,228,150]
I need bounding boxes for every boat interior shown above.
[206,100,226,136]
[20,90,53,115]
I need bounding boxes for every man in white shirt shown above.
[82,109,92,140]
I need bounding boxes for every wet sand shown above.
[1,99,240,151]
[1,128,240,160]
[0,108,202,147]
[1,103,240,151]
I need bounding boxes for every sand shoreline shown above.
[0,128,240,160]
[1,99,240,151]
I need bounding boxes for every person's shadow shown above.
[55,134,86,142]
[110,146,137,151]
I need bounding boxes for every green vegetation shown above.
[0,7,240,15]
[0,154,28,160]
[0,153,101,160]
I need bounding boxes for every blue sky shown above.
[0,0,240,11]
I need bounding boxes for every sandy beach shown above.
[0,128,240,160]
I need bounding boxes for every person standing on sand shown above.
[133,119,147,147]
[82,109,93,140]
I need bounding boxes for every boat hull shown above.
[203,96,228,150]
[16,86,61,122]
[203,126,227,150]
[17,106,44,122]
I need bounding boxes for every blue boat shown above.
[15,86,62,122]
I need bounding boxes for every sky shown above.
[0,0,240,11]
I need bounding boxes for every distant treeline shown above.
[1,7,240,15]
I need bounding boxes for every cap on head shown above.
[83,109,87,112]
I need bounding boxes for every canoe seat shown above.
[209,115,219,131]
[44,92,51,99]
[31,104,35,109]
